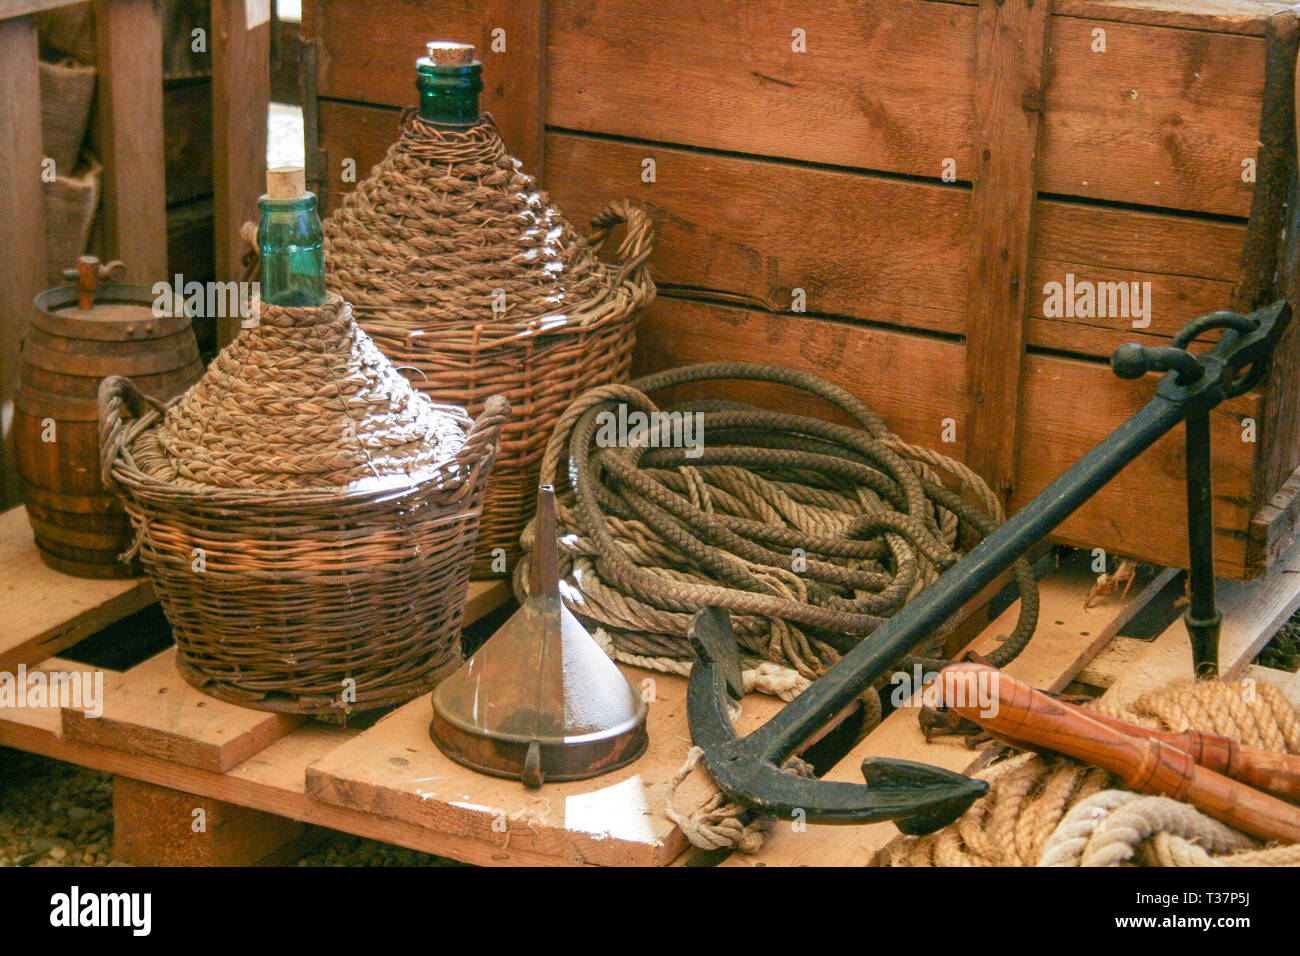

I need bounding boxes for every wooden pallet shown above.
[4,511,1300,865]
[0,508,155,671]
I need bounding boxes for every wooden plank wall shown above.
[303,0,1294,579]
[0,13,46,508]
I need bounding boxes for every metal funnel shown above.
[429,485,649,786]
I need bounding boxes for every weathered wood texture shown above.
[0,15,45,508]
[113,775,305,866]
[631,298,1261,576]
[0,507,154,671]
[92,0,168,285]
[303,0,546,179]
[310,0,1265,216]
[64,649,304,774]
[306,663,785,867]
[164,79,215,207]
[316,106,1246,356]
[304,0,1298,579]
[545,0,1262,218]
[211,0,270,345]
[963,0,1053,503]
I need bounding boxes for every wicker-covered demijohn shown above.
[324,112,655,575]
[99,294,508,715]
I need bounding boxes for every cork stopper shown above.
[425,41,475,66]
[266,166,306,200]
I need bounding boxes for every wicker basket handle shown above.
[587,199,655,287]
[99,374,166,488]
[456,394,511,470]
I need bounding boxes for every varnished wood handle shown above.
[1057,702,1300,804]
[941,663,1300,844]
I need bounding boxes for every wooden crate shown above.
[301,0,1300,580]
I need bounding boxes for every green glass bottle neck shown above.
[257,193,327,308]
[416,61,483,126]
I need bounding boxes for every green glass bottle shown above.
[258,166,326,307]
[416,41,483,126]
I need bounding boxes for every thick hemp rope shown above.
[515,363,1040,852]
[875,678,1300,867]
[516,363,1039,683]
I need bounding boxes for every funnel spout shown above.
[532,485,560,599]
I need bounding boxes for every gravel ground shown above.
[0,750,115,867]
[0,747,462,867]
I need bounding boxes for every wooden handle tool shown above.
[1052,699,1300,805]
[940,662,1300,844]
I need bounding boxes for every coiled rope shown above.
[517,363,1039,685]
[876,678,1300,867]
[515,363,1041,852]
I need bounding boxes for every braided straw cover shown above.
[100,295,509,715]
[142,294,468,489]
[323,112,655,574]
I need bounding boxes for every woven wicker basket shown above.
[324,113,655,577]
[98,296,508,715]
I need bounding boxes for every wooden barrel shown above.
[15,282,203,578]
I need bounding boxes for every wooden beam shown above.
[113,776,305,866]
[485,0,546,177]
[93,0,168,285]
[964,0,1053,505]
[1231,8,1298,313]
[0,16,43,508]
[63,649,304,773]
[212,0,271,345]
[305,661,787,867]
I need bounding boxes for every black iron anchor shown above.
[687,300,1290,832]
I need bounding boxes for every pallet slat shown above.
[304,665,787,867]
[0,508,155,671]
[62,649,304,774]
[1103,534,1300,708]
[59,580,511,773]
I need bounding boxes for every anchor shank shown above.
[746,390,1190,763]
